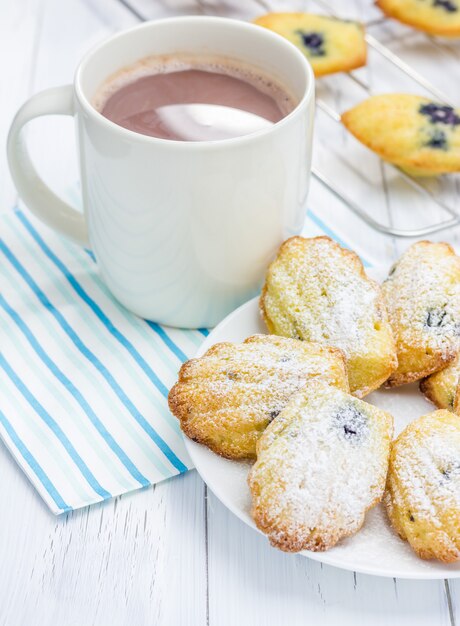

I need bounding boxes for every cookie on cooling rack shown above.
[382,241,460,387]
[248,380,393,552]
[168,334,348,460]
[385,410,460,562]
[376,0,460,38]
[252,13,366,77]
[260,236,397,398]
[342,94,460,176]
[420,355,460,412]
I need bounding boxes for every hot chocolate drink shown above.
[95,55,296,141]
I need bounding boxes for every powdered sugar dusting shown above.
[172,334,348,458]
[248,381,393,551]
[262,237,396,395]
[264,238,380,352]
[383,241,460,370]
[386,410,460,561]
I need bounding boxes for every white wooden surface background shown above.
[1,0,460,624]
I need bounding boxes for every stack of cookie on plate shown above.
[169,237,460,562]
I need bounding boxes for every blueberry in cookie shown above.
[248,380,393,552]
[168,334,348,459]
[253,13,367,77]
[342,94,460,176]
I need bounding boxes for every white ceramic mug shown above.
[7,17,314,328]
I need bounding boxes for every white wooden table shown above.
[1,0,460,624]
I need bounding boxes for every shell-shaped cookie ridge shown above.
[169,334,349,459]
[385,410,460,562]
[383,240,460,386]
[260,236,397,397]
[248,380,393,552]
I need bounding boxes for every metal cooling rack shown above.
[252,0,460,237]
[310,0,460,237]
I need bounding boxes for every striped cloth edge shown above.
[0,205,370,514]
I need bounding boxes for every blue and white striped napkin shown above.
[0,205,369,514]
[0,208,210,513]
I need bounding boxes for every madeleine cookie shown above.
[385,410,460,562]
[248,381,393,552]
[382,241,460,387]
[376,0,460,38]
[260,236,397,397]
[253,13,366,77]
[421,355,460,412]
[342,94,460,176]
[168,334,348,459]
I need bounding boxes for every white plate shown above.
[184,266,460,579]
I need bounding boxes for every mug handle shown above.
[7,85,89,247]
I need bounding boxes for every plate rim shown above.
[183,281,460,580]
